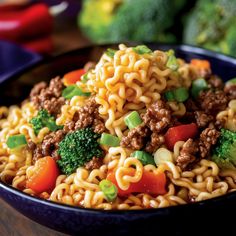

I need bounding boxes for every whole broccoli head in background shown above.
[183,0,236,57]
[79,0,186,44]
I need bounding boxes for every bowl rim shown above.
[1,43,236,214]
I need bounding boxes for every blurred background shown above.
[0,0,235,56]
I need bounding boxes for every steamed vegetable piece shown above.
[6,134,27,149]
[212,129,236,170]
[131,151,156,166]
[124,111,142,129]
[58,128,103,175]
[62,85,91,99]
[165,123,198,150]
[63,68,86,85]
[30,109,62,135]
[100,133,120,147]
[107,169,166,196]
[26,156,59,193]
[184,0,236,57]
[99,179,117,202]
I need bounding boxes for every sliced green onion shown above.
[124,111,142,129]
[191,78,208,99]
[81,72,89,83]
[99,179,117,202]
[164,90,175,101]
[6,134,27,149]
[166,50,179,71]
[173,87,189,102]
[164,87,189,102]
[100,133,120,147]
[131,151,156,166]
[62,85,91,99]
[106,48,117,58]
[133,45,152,55]
[154,148,173,166]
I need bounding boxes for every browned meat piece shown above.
[30,81,47,97]
[84,61,96,72]
[63,97,105,134]
[142,100,171,133]
[48,77,65,97]
[32,130,65,163]
[30,76,65,116]
[199,128,220,158]
[198,90,228,114]
[194,111,214,128]
[176,139,199,170]
[224,83,236,100]
[184,99,199,112]
[145,133,164,153]
[27,140,36,151]
[121,124,150,150]
[84,157,103,171]
[208,75,224,90]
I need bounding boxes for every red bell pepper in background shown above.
[0,3,53,54]
[107,169,167,196]
[164,123,198,150]
[63,69,86,85]
[22,35,53,55]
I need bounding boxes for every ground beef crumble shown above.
[30,77,65,116]
[198,128,220,158]
[198,89,228,114]
[29,130,65,163]
[176,138,199,170]
[63,97,105,134]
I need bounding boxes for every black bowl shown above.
[1,44,236,236]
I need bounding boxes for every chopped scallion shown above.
[131,151,156,166]
[99,179,117,202]
[81,72,89,83]
[166,50,179,71]
[106,48,117,58]
[6,134,27,149]
[133,45,152,54]
[62,85,91,99]
[124,111,142,129]
[164,90,175,101]
[100,133,120,147]
[173,87,189,102]
[191,78,208,99]
[164,87,189,102]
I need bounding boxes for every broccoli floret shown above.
[79,0,120,43]
[183,0,236,57]
[79,0,185,44]
[57,128,103,175]
[212,129,236,170]
[30,109,62,135]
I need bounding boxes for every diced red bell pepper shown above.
[164,123,198,150]
[63,69,86,85]
[107,169,166,196]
